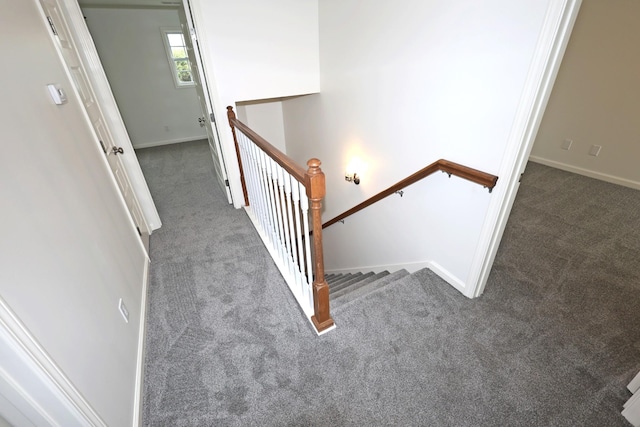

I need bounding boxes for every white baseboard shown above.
[132,259,150,426]
[529,156,640,190]
[133,136,207,149]
[325,260,467,296]
[0,297,105,426]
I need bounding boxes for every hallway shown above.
[136,141,639,426]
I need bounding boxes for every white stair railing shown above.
[239,131,313,314]
[227,107,334,334]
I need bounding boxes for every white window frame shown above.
[160,27,194,89]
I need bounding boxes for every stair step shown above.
[325,273,349,286]
[331,269,410,311]
[331,271,390,298]
[330,272,377,293]
[328,273,360,287]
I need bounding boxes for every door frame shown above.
[57,0,162,232]
[180,1,233,203]
[467,0,582,298]
[182,0,246,208]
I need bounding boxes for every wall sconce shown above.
[345,156,364,185]
[345,172,360,185]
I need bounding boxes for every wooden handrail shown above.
[227,106,307,183]
[226,106,334,333]
[323,160,498,229]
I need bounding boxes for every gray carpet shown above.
[137,140,640,426]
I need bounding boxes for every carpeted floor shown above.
[137,140,640,426]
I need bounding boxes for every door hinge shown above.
[519,173,524,182]
[136,226,142,236]
[46,16,58,36]
[225,179,229,187]
[99,140,107,154]
[210,113,215,123]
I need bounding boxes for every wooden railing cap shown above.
[307,158,322,172]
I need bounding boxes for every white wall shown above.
[236,101,287,153]
[282,0,555,291]
[190,0,320,207]
[530,0,640,189]
[0,1,147,424]
[82,6,207,148]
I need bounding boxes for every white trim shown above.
[529,156,640,191]
[623,390,640,426]
[59,0,162,231]
[427,262,467,295]
[0,296,105,426]
[628,371,640,395]
[132,260,150,427]
[181,0,234,205]
[466,0,582,298]
[132,136,206,149]
[186,0,243,208]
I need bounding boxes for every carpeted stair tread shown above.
[334,272,365,286]
[331,269,410,311]
[330,271,390,299]
[331,272,423,317]
[330,271,377,293]
[327,273,357,287]
[330,271,383,292]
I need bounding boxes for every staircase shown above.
[326,269,411,311]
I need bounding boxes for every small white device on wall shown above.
[47,84,67,105]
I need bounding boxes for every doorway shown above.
[78,0,233,204]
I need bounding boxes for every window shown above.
[161,28,194,88]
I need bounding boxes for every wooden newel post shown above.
[226,106,249,206]
[306,158,335,333]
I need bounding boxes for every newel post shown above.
[306,158,335,333]
[226,106,249,206]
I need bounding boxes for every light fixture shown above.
[345,156,365,185]
[345,172,360,185]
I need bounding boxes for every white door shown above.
[179,2,233,204]
[39,0,150,239]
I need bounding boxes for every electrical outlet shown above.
[118,298,129,323]
[589,145,602,157]
[561,139,572,150]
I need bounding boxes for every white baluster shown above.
[244,133,261,227]
[279,167,295,283]
[239,133,256,212]
[291,177,305,294]
[283,174,297,282]
[265,155,280,252]
[232,126,321,322]
[250,143,263,227]
[300,183,313,310]
[253,147,267,243]
[272,161,286,263]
